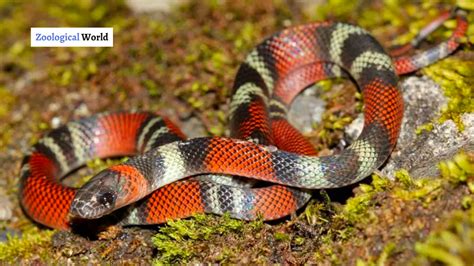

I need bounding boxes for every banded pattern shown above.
[20,111,311,229]
[19,10,467,230]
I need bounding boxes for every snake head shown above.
[70,169,121,219]
[70,163,150,219]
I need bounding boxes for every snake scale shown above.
[19,11,468,230]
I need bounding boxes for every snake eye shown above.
[98,191,116,208]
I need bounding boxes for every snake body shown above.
[20,12,467,230]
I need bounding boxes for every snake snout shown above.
[70,197,101,219]
[70,189,117,219]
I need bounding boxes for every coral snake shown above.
[19,10,468,230]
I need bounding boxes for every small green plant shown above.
[152,214,245,264]
[412,207,474,265]
[0,226,54,263]
[422,59,474,131]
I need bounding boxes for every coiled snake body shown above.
[20,12,468,230]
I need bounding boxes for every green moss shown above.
[342,174,390,224]
[393,169,414,187]
[314,246,340,264]
[359,0,420,30]
[342,189,376,224]
[409,151,474,265]
[312,0,360,21]
[0,1,128,79]
[294,236,305,246]
[304,199,330,226]
[412,207,474,265]
[0,226,54,263]
[41,0,127,27]
[355,242,396,266]
[388,152,473,204]
[319,151,473,263]
[0,87,16,150]
[422,59,474,131]
[0,87,15,118]
[461,196,473,209]
[0,125,13,151]
[340,151,471,228]
[208,110,226,136]
[274,231,290,241]
[312,78,357,150]
[142,79,160,97]
[458,0,474,10]
[415,122,434,135]
[392,170,443,204]
[311,0,460,42]
[316,113,353,147]
[438,151,474,184]
[233,22,260,53]
[376,242,397,266]
[152,214,246,264]
[47,48,109,86]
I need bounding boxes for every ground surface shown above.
[0,0,473,264]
